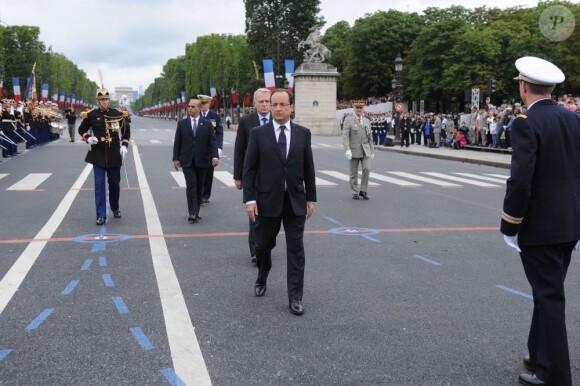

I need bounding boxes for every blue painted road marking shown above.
[130,327,154,350]
[160,368,186,386]
[102,274,114,287]
[413,255,442,266]
[112,297,129,314]
[81,259,93,271]
[329,226,381,243]
[0,349,12,361]
[99,256,107,267]
[61,280,80,295]
[26,308,54,330]
[496,285,533,300]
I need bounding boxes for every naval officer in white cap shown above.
[501,56,580,386]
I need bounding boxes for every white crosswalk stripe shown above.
[7,173,51,191]
[149,140,162,144]
[319,170,381,186]
[421,172,501,187]
[369,172,421,187]
[170,171,186,187]
[213,171,236,187]
[453,173,506,184]
[486,173,509,179]
[315,177,337,186]
[0,174,7,181]
[388,172,461,187]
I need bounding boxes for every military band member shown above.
[501,56,580,386]
[342,100,374,200]
[78,86,131,226]
[1,99,17,157]
[197,94,223,203]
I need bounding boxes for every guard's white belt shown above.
[2,119,16,123]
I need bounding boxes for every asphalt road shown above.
[0,116,579,386]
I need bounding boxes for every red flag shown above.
[244,93,251,107]
[231,88,239,105]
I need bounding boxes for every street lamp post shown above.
[392,53,403,142]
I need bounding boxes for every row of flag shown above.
[262,59,294,93]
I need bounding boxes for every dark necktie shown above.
[278,125,287,161]
[192,118,197,136]
[262,117,268,125]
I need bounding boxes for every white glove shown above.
[218,148,223,158]
[503,234,521,253]
[575,241,580,251]
[120,146,128,159]
[370,154,375,159]
[88,136,99,145]
[345,150,352,160]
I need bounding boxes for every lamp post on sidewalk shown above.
[391,53,404,143]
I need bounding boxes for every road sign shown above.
[395,103,403,112]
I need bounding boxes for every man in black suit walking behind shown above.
[243,89,316,315]
[173,99,219,223]
[501,56,580,386]
[234,88,272,264]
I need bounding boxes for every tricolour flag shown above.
[243,93,251,107]
[41,83,49,102]
[52,89,58,102]
[12,77,21,102]
[59,91,65,107]
[180,90,186,103]
[0,72,3,99]
[284,59,295,93]
[209,81,217,98]
[262,59,275,91]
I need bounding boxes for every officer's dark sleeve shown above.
[121,114,131,147]
[500,116,536,235]
[78,113,91,138]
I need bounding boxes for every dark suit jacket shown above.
[234,112,269,181]
[243,121,317,217]
[501,99,580,245]
[172,116,218,168]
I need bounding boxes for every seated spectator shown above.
[453,131,467,149]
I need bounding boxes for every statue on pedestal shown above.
[298,27,331,64]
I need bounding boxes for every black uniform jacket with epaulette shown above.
[78,107,130,168]
[501,99,580,246]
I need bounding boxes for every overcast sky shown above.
[3,0,539,94]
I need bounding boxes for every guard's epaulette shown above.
[516,114,527,119]
[121,110,129,117]
[80,108,95,119]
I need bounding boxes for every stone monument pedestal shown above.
[293,63,340,136]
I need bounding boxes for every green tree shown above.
[244,0,324,86]
[321,20,351,99]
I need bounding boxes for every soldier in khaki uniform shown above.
[342,100,374,200]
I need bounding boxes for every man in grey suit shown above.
[243,89,316,315]
[234,88,271,264]
[342,100,374,200]
[172,99,219,223]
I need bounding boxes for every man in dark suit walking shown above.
[198,95,223,204]
[173,99,219,223]
[234,88,272,264]
[501,56,580,386]
[243,89,316,316]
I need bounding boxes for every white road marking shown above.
[318,170,380,186]
[453,173,506,184]
[7,173,51,190]
[170,171,186,187]
[421,172,500,187]
[133,143,211,386]
[0,165,92,315]
[388,172,461,187]
[149,140,162,144]
[0,174,7,181]
[486,173,510,179]
[315,177,337,186]
[213,171,236,187]
[369,172,421,187]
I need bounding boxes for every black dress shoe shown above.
[289,300,304,315]
[188,215,197,223]
[195,214,201,221]
[518,373,546,386]
[251,255,257,263]
[113,210,122,218]
[202,198,210,203]
[96,217,106,226]
[352,194,359,199]
[523,354,535,372]
[360,192,369,200]
[254,284,266,297]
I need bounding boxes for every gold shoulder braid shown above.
[516,114,527,119]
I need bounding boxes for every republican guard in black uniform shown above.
[78,86,131,225]
[501,56,580,386]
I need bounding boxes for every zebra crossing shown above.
[140,137,343,149]
[0,171,509,192]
